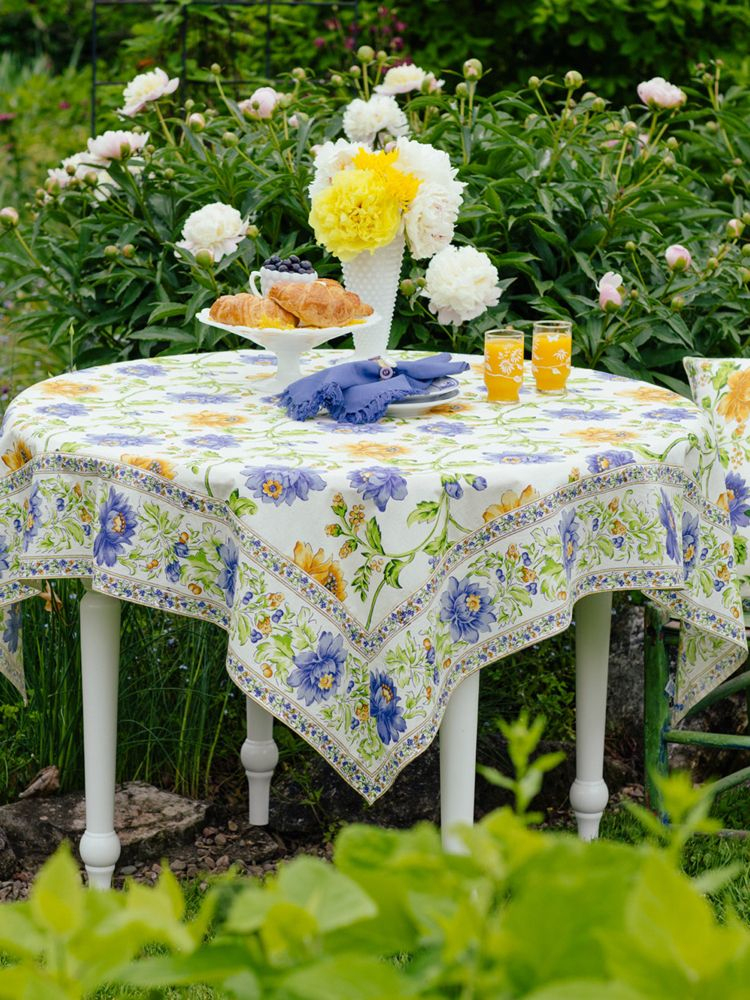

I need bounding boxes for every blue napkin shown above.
[279,354,470,424]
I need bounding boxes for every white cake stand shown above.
[196,309,382,392]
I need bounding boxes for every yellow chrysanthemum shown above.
[309,168,402,261]
[352,148,421,209]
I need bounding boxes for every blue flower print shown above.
[483,451,561,464]
[37,403,88,418]
[0,536,8,576]
[370,671,407,745]
[121,363,164,377]
[184,434,240,450]
[174,540,189,558]
[166,561,181,583]
[2,604,21,654]
[559,509,580,578]
[86,433,158,447]
[643,408,697,422]
[550,408,620,421]
[443,479,463,499]
[419,421,470,437]
[471,476,487,491]
[586,450,635,473]
[166,391,234,404]
[288,631,346,706]
[241,466,326,507]
[22,483,42,551]
[682,510,700,580]
[216,539,239,607]
[439,576,496,643]
[725,472,750,533]
[658,489,680,562]
[93,487,138,567]
[348,467,407,512]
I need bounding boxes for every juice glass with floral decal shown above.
[484,328,524,404]
[532,320,572,394]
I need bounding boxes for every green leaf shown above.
[228,488,258,518]
[281,954,411,1000]
[383,559,406,588]
[364,518,384,554]
[29,842,84,938]
[274,855,377,933]
[407,501,440,526]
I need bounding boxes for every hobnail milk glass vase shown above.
[342,230,405,359]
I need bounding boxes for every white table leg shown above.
[570,591,613,841]
[439,671,480,853]
[241,696,278,825]
[79,588,122,888]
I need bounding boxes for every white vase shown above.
[342,230,405,359]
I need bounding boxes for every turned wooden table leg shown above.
[241,697,278,825]
[439,670,480,854]
[79,587,122,889]
[570,591,613,841]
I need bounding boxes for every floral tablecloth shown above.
[0,349,745,800]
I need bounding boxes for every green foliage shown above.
[3,747,750,998]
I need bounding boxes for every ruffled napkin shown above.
[279,354,470,424]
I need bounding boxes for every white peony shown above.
[87,130,149,161]
[175,203,248,262]
[118,68,179,118]
[423,245,501,325]
[636,77,686,110]
[342,94,408,146]
[375,63,429,95]
[392,136,463,194]
[46,151,114,200]
[405,181,462,259]
[308,138,365,199]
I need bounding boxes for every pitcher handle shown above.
[248,270,263,297]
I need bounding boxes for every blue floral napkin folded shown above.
[279,354,470,424]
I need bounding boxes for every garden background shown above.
[1,0,750,837]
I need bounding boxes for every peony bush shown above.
[1,55,749,389]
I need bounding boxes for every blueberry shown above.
[269,254,280,263]
[278,263,289,272]
[264,262,277,270]
[289,254,299,263]
[301,260,314,271]
[293,263,302,272]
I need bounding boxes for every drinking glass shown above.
[484,328,524,403]
[532,320,572,394]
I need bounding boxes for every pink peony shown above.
[118,68,179,117]
[239,87,279,120]
[665,244,691,270]
[0,207,19,227]
[636,77,686,110]
[597,271,624,311]
[87,129,149,161]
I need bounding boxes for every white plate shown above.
[387,388,460,417]
[196,308,382,391]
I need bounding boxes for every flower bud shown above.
[44,178,60,196]
[727,218,745,238]
[741,268,750,284]
[132,125,144,135]
[145,144,155,155]
[164,167,175,180]
[349,65,361,77]
[665,244,691,271]
[722,172,734,186]
[330,74,343,86]
[357,45,375,63]
[103,244,118,258]
[399,278,416,296]
[662,153,675,168]
[35,188,46,201]
[599,284,623,312]
[591,97,606,112]
[564,69,583,89]
[122,243,135,258]
[706,120,719,132]
[184,98,195,111]
[187,112,205,131]
[278,92,292,108]
[707,256,718,269]
[222,131,239,146]
[463,58,483,79]
[415,276,426,289]
[670,295,685,311]
[525,113,538,128]
[0,206,19,228]
[716,58,725,68]
[733,157,743,167]
[376,50,387,62]
[528,75,541,90]
[743,212,750,226]
[701,72,714,87]
[666,136,679,150]
[210,63,222,75]
[65,163,76,176]
[622,121,638,137]
[629,288,639,300]
[741,243,750,257]
[582,91,597,101]
[84,171,98,188]
[246,224,259,238]
[206,108,217,118]
[625,240,637,252]
[455,82,469,98]
[195,249,213,268]
[291,67,306,80]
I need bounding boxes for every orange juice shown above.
[484,329,524,403]
[532,321,572,393]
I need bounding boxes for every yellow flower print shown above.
[625,385,679,404]
[718,368,750,423]
[427,401,474,416]
[184,411,247,428]
[355,702,369,722]
[121,454,176,479]
[293,541,347,601]
[41,380,99,397]
[482,485,539,522]
[268,593,284,609]
[257,615,272,636]
[2,440,32,471]
[573,427,637,444]
[343,441,410,461]
[262,478,284,501]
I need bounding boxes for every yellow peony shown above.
[352,148,420,209]
[309,168,402,261]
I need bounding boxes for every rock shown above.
[0,782,209,866]
[607,599,646,737]
[0,828,17,880]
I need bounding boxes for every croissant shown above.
[268,279,373,328]
[209,293,297,329]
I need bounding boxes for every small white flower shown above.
[342,94,408,146]
[175,202,248,262]
[50,152,114,200]
[405,181,462,259]
[596,271,623,292]
[87,130,149,161]
[308,138,366,199]
[375,63,429,95]
[636,77,686,110]
[118,67,179,118]
[422,245,501,325]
